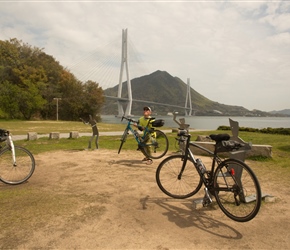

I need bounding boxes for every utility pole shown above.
[53,98,62,121]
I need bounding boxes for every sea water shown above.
[101,115,290,130]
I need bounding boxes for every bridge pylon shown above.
[117,29,133,116]
[185,78,192,116]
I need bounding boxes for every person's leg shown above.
[141,134,152,164]
[88,135,94,149]
[95,134,99,149]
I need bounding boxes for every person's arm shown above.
[137,124,144,131]
[80,118,88,125]
[133,119,144,131]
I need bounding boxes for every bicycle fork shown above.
[8,135,17,166]
[177,156,187,180]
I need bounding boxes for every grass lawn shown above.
[1,120,289,173]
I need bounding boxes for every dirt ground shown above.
[0,148,289,249]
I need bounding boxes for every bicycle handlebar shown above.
[177,129,190,138]
[0,129,9,143]
[121,116,158,133]
[0,129,9,135]
[121,116,137,124]
[221,140,245,150]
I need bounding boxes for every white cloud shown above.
[0,0,289,111]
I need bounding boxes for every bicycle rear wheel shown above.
[143,130,169,159]
[213,158,261,222]
[0,146,35,185]
[156,155,203,199]
[118,129,129,154]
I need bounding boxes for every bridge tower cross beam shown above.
[185,78,192,116]
[117,28,133,116]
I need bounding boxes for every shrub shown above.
[217,126,290,135]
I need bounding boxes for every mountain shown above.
[102,70,281,117]
[269,109,290,116]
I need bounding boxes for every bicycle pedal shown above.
[202,197,212,207]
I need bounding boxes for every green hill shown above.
[102,70,267,116]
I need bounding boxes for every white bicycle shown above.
[0,129,35,185]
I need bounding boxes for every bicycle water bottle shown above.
[196,158,206,174]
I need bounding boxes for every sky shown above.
[0,0,290,112]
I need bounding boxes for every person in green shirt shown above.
[135,106,154,165]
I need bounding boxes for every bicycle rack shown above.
[228,118,271,203]
[228,118,251,162]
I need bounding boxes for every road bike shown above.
[0,129,35,185]
[118,116,169,160]
[156,129,261,222]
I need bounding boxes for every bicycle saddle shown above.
[209,134,230,143]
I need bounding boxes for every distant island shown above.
[269,109,290,116]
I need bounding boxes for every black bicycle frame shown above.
[178,134,224,191]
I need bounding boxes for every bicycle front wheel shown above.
[0,146,35,185]
[156,155,203,199]
[118,129,129,154]
[143,130,169,159]
[213,158,261,222]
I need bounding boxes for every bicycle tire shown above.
[0,146,35,185]
[213,158,261,222]
[118,129,129,154]
[156,155,203,199]
[143,130,169,159]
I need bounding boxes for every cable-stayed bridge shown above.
[68,29,194,116]
[105,94,193,115]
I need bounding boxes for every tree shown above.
[0,39,47,119]
[0,38,105,120]
[0,81,21,118]
[57,70,84,120]
[81,80,105,118]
